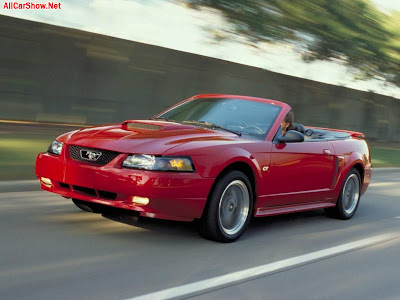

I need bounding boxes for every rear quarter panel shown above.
[330,138,372,197]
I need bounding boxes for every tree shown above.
[184,0,400,87]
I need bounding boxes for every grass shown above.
[0,136,399,180]
[0,136,53,180]
[370,146,400,168]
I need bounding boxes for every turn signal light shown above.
[131,196,149,205]
[40,177,52,188]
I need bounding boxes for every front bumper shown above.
[36,152,214,221]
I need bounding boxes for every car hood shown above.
[61,120,240,155]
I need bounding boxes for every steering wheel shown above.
[238,121,248,128]
[244,125,264,134]
[224,120,247,128]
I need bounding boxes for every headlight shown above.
[47,140,63,155]
[122,154,194,172]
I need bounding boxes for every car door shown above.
[259,140,336,207]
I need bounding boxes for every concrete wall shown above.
[0,15,399,141]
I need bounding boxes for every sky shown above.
[1,0,400,98]
[372,0,400,12]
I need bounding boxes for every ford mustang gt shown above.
[36,94,372,242]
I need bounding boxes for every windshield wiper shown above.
[152,117,176,122]
[182,120,241,136]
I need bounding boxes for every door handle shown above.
[323,149,332,155]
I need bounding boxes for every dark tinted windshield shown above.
[156,98,282,139]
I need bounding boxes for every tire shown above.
[199,170,253,242]
[325,168,361,220]
[72,199,104,214]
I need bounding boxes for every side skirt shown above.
[255,202,336,217]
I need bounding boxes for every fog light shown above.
[40,177,52,188]
[131,196,149,205]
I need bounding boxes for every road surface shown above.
[0,170,399,299]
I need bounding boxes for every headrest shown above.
[292,123,305,133]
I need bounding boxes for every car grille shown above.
[69,145,120,166]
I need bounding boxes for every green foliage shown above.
[185,0,400,86]
[370,146,400,167]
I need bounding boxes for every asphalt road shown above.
[1,170,400,300]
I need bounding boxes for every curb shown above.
[372,167,400,174]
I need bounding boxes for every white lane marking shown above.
[369,182,398,187]
[128,233,399,300]
[395,217,400,219]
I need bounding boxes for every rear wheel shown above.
[325,168,361,220]
[72,199,104,214]
[199,170,253,242]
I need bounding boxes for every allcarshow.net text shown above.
[3,2,61,9]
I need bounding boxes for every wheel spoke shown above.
[343,174,360,214]
[218,180,250,235]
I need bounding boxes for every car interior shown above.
[292,123,351,141]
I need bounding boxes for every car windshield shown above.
[155,98,282,139]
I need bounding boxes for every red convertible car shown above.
[36,94,372,242]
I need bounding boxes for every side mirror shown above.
[277,130,304,143]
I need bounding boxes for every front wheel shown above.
[199,170,253,242]
[325,168,361,220]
